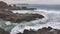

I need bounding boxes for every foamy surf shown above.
[10,9,60,34]
[10,18,48,34]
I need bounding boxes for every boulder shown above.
[23,29,31,34]
[17,32,22,34]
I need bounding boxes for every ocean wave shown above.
[10,9,60,34]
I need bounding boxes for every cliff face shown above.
[0,9,44,22]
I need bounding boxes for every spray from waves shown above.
[10,9,60,34]
[10,18,48,34]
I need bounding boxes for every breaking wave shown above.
[10,9,60,34]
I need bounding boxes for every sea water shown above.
[0,5,60,34]
[10,9,60,34]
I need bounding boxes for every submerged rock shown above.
[0,9,44,22]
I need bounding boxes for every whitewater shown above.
[10,9,60,34]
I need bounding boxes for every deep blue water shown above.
[28,4,60,10]
[16,4,60,10]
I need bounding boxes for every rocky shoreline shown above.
[0,1,59,34]
[0,9,44,22]
[17,27,60,34]
[0,27,60,34]
[0,1,41,22]
[0,1,36,10]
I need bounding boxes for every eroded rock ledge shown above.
[0,9,44,22]
[17,27,60,34]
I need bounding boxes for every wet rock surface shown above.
[0,9,44,22]
[0,28,10,34]
[0,26,60,34]
[17,27,60,34]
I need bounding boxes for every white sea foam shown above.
[10,9,60,34]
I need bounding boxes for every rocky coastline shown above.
[17,27,60,34]
[0,1,44,22]
[0,27,60,34]
[0,1,59,34]
[0,1,36,10]
[0,9,44,22]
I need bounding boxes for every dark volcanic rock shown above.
[0,28,10,34]
[23,29,30,34]
[23,29,37,34]
[42,27,52,30]
[17,27,60,34]
[0,9,44,22]
[17,32,22,34]
[48,27,52,30]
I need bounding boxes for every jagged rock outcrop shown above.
[0,9,44,22]
[17,27,60,34]
[0,1,36,10]
[0,1,7,8]
[0,28,10,34]
[0,1,12,9]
